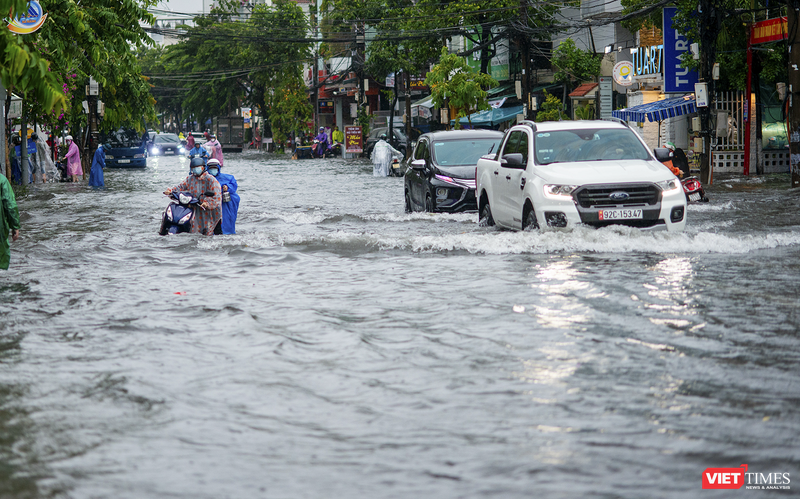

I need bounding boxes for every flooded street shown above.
[1,151,799,498]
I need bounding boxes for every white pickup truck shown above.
[475,120,686,232]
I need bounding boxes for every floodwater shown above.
[1,152,799,498]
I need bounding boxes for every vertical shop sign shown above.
[663,7,698,93]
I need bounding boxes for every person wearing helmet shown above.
[163,156,222,235]
[313,126,330,157]
[187,140,208,164]
[661,142,683,177]
[204,133,224,166]
[205,158,240,234]
[371,131,403,176]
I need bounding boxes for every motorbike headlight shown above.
[656,178,681,193]
[179,147,186,153]
[543,184,578,200]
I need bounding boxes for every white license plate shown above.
[599,209,642,220]
[118,159,130,163]
[689,193,700,201]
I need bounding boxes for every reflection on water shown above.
[1,157,799,498]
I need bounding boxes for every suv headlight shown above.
[105,154,114,160]
[543,184,578,200]
[656,179,681,194]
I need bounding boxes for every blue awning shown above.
[451,105,524,127]
[612,94,697,122]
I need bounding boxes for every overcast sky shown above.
[154,0,206,16]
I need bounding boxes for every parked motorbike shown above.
[159,191,203,235]
[388,158,402,177]
[681,176,708,203]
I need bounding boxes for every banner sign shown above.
[408,76,428,91]
[345,126,362,153]
[750,17,787,45]
[663,7,698,93]
[7,1,47,34]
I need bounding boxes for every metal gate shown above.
[711,91,745,174]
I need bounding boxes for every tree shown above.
[426,47,497,129]
[552,38,601,89]
[534,90,568,122]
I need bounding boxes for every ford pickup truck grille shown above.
[574,184,659,208]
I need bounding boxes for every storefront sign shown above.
[632,45,663,77]
[319,100,334,114]
[345,126,362,153]
[663,7,698,93]
[7,1,47,34]
[613,61,634,86]
[408,76,428,91]
[750,17,787,45]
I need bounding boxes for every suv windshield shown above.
[535,128,650,165]
[432,138,502,166]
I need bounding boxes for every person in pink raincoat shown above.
[203,132,224,166]
[64,135,82,182]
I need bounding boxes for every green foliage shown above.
[574,103,595,120]
[426,47,497,129]
[149,0,310,130]
[356,107,371,137]
[265,70,313,150]
[552,39,600,87]
[535,90,568,122]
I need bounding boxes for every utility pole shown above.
[788,2,800,187]
[697,0,719,185]
[520,0,530,120]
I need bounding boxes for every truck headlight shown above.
[105,155,114,160]
[656,179,681,194]
[543,184,578,200]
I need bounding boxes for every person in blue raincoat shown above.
[205,158,239,234]
[188,142,208,164]
[88,144,106,187]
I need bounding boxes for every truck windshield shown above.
[103,129,143,148]
[535,128,650,165]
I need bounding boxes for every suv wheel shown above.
[479,201,495,227]
[523,206,539,230]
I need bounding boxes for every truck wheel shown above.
[523,206,539,230]
[479,202,495,227]
[425,195,434,212]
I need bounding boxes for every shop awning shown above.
[411,95,434,108]
[612,94,697,122]
[451,105,524,127]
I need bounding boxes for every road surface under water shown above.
[1,152,799,498]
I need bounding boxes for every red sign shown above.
[750,17,787,45]
[702,464,747,489]
[345,126,363,153]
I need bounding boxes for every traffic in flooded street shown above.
[1,152,799,498]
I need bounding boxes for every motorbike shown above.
[682,176,708,203]
[388,158,403,177]
[159,191,206,235]
[55,161,70,182]
[313,139,334,158]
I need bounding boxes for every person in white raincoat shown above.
[371,133,404,177]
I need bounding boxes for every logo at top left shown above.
[7,1,48,35]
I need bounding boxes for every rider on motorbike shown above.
[313,127,330,157]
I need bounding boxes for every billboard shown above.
[663,7,698,93]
